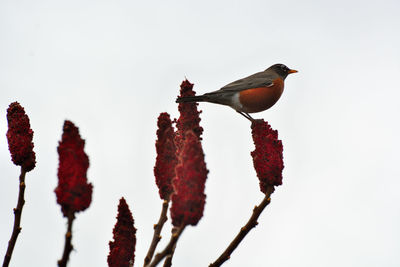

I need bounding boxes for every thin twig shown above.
[143,200,170,266]
[2,167,27,267]
[147,225,185,267]
[58,211,75,267]
[162,227,178,267]
[162,251,173,267]
[209,186,275,267]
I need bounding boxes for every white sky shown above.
[1,1,400,266]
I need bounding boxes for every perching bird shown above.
[176,64,297,121]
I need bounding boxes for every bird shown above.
[176,64,297,121]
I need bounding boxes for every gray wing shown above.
[217,71,275,93]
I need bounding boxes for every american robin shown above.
[176,64,297,121]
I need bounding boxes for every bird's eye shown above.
[280,65,288,71]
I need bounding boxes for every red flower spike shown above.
[6,102,36,172]
[55,120,93,217]
[171,131,208,227]
[175,80,203,152]
[154,113,178,200]
[251,119,284,193]
[108,197,136,267]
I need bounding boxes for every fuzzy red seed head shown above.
[251,120,284,193]
[55,120,93,216]
[154,112,178,200]
[6,102,36,172]
[108,197,136,267]
[171,131,208,227]
[175,80,203,152]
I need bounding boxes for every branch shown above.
[57,211,75,267]
[143,200,170,266]
[209,186,275,267]
[2,167,27,267]
[162,251,174,267]
[147,225,185,267]
[162,227,178,267]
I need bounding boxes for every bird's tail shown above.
[176,95,209,103]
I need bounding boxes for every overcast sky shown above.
[1,1,400,266]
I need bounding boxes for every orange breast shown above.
[238,78,284,113]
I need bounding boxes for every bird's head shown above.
[267,64,298,79]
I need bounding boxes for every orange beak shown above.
[288,69,298,74]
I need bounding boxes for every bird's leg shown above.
[237,111,255,122]
[245,113,255,121]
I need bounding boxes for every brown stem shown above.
[2,167,27,267]
[209,186,275,267]
[162,227,178,267]
[143,200,170,266]
[162,252,173,267]
[58,211,75,267]
[147,225,185,267]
